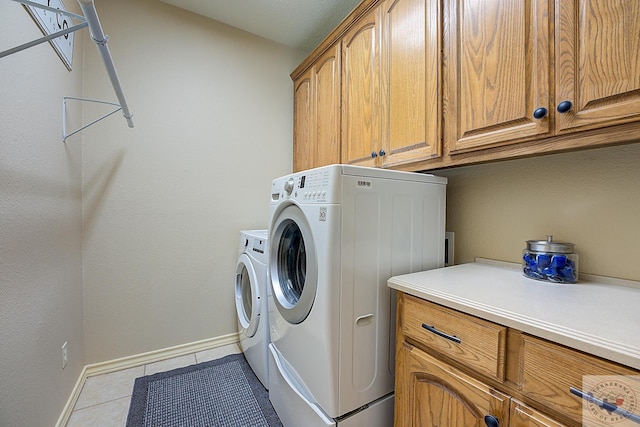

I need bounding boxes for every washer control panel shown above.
[271,167,339,204]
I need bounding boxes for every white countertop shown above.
[388,260,640,370]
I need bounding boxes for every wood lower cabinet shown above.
[401,294,506,382]
[395,341,510,427]
[395,292,640,427]
[511,400,569,427]
[520,334,640,425]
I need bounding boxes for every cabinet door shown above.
[395,342,510,427]
[293,45,341,173]
[341,6,381,167]
[313,44,341,168]
[555,0,640,133]
[511,400,568,427]
[293,71,313,172]
[380,0,441,167]
[444,0,552,153]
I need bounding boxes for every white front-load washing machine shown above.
[267,165,447,426]
[235,229,269,389]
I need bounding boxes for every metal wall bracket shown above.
[63,97,123,142]
[2,0,135,141]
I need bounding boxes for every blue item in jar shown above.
[523,252,536,266]
[537,254,551,269]
[559,259,577,282]
[522,252,577,283]
[550,255,567,269]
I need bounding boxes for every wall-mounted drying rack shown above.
[1,0,134,142]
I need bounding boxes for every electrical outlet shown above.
[62,342,68,369]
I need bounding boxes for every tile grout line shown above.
[71,394,133,413]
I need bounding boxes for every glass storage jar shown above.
[522,235,578,283]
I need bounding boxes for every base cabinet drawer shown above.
[511,399,569,427]
[521,335,640,425]
[401,294,507,381]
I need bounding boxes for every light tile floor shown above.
[65,343,242,427]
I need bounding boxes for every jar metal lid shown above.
[526,235,574,253]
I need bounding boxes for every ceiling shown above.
[159,0,362,53]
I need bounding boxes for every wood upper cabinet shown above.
[314,45,342,168]
[341,5,381,168]
[395,342,510,427]
[293,70,313,172]
[555,0,640,133]
[380,0,442,167]
[444,0,640,155]
[295,0,640,172]
[444,0,553,154]
[292,44,341,172]
[342,0,442,168]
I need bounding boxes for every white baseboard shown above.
[55,332,240,427]
[55,365,88,427]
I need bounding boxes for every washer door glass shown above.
[270,204,317,324]
[278,222,306,304]
[235,254,260,337]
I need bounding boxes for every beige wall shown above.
[438,142,640,282]
[81,0,304,363]
[0,2,85,426]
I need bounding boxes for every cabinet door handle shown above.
[484,415,500,427]
[533,107,548,119]
[421,323,461,344]
[371,151,378,158]
[569,387,640,423]
[379,149,386,156]
[557,100,573,113]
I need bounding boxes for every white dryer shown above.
[267,165,447,426]
[235,229,269,389]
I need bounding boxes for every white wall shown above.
[81,0,304,363]
[0,2,85,426]
[438,142,640,282]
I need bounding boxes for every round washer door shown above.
[270,204,318,324]
[235,253,261,337]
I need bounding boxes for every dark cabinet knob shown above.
[557,100,573,113]
[371,151,378,158]
[533,107,548,119]
[484,415,500,427]
[379,150,386,156]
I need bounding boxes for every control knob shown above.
[284,177,295,195]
